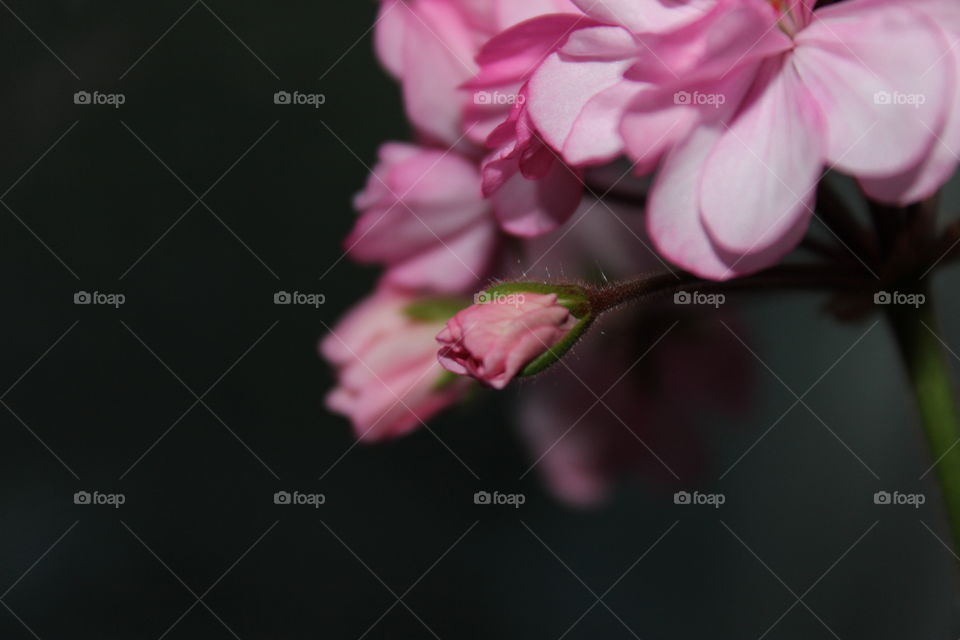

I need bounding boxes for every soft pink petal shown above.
[398,0,478,144]
[623,0,788,85]
[793,2,952,178]
[647,126,809,280]
[859,33,960,204]
[469,14,589,88]
[526,28,638,164]
[620,61,758,174]
[700,59,825,254]
[489,158,583,236]
[571,0,717,33]
[383,222,497,293]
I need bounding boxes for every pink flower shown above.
[437,291,581,389]
[640,0,955,280]
[520,0,957,279]
[322,289,470,442]
[348,143,498,294]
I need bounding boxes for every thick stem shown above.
[888,294,960,555]
[588,264,872,314]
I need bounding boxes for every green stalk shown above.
[888,293,960,554]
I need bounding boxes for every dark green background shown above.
[1,2,958,638]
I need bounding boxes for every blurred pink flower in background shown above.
[322,288,470,442]
[437,292,579,389]
[348,142,498,294]
[519,310,752,506]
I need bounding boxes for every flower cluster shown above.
[323,0,959,503]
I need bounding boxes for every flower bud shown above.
[436,283,593,389]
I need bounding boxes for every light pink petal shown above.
[624,1,788,85]
[620,61,758,174]
[571,0,717,33]
[494,0,580,28]
[647,126,810,280]
[348,149,489,263]
[320,290,406,365]
[700,59,825,254]
[383,222,497,293]
[374,0,408,78]
[340,324,444,389]
[527,41,636,165]
[469,14,588,88]
[793,2,952,178]
[490,159,583,236]
[399,0,478,144]
[858,30,960,204]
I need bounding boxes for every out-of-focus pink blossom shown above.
[437,292,578,389]
[519,309,752,507]
[348,142,498,294]
[322,289,470,442]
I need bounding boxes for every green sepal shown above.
[403,296,470,323]
[431,369,463,392]
[519,314,594,378]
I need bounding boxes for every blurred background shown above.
[1,2,960,638]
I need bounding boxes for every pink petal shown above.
[647,126,809,280]
[469,14,589,89]
[526,37,637,165]
[398,0,478,144]
[700,59,825,255]
[793,2,952,178]
[859,33,960,204]
[383,222,498,293]
[620,61,758,174]
[571,0,717,33]
[623,1,788,85]
[490,159,583,236]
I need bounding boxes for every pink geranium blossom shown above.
[322,289,470,441]
[437,292,579,389]
[519,0,956,279]
[348,142,498,294]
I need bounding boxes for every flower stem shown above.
[887,293,960,555]
[588,264,872,314]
